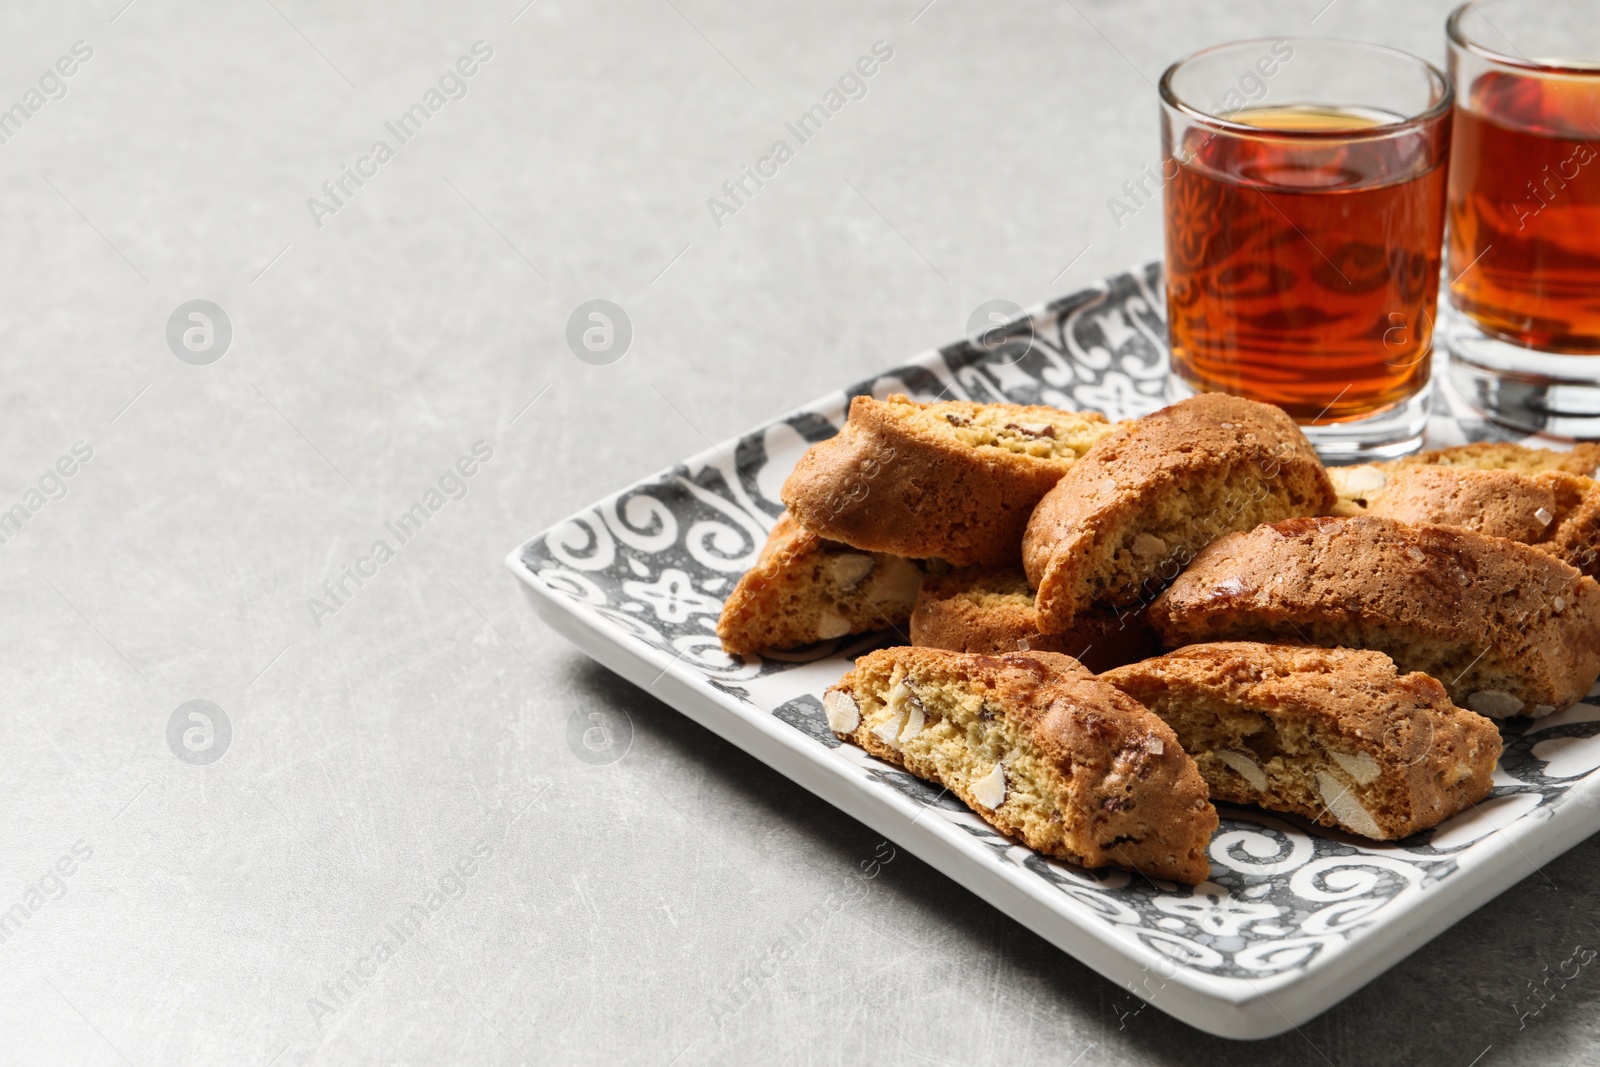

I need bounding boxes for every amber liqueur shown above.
[1165,104,1448,422]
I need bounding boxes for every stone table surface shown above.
[2,0,1596,1064]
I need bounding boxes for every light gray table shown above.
[3,1,1596,1063]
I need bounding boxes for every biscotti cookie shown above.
[909,566,1161,673]
[1150,516,1600,717]
[1103,643,1502,840]
[1023,393,1335,631]
[716,513,924,655]
[825,647,1217,883]
[781,394,1117,567]
[1366,466,1600,578]
[1331,441,1600,516]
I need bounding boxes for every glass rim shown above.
[1448,1,1600,77]
[1159,36,1454,141]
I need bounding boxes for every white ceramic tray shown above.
[505,263,1600,1038]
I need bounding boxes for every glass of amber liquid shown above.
[1161,39,1453,459]
[1445,1,1600,436]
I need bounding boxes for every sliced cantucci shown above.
[825,647,1219,883]
[1102,642,1503,842]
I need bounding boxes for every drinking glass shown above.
[1445,0,1600,436]
[1161,38,1453,460]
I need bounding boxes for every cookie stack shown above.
[717,392,1600,884]
[716,394,1120,655]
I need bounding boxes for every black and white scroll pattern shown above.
[518,263,1600,982]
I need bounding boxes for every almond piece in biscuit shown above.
[909,565,1161,673]
[780,394,1117,567]
[1023,393,1334,631]
[827,647,1217,884]
[1149,516,1600,716]
[1103,642,1502,840]
[716,513,923,655]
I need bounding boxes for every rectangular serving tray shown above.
[505,263,1600,1038]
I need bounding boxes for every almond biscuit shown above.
[1103,642,1501,840]
[909,565,1160,673]
[781,394,1117,567]
[827,647,1217,884]
[1023,393,1334,631]
[1366,466,1600,579]
[716,513,923,655]
[1150,516,1600,717]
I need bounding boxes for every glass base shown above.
[1164,375,1430,464]
[1445,316,1600,439]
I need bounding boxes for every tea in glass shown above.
[1160,39,1453,459]
[1446,0,1600,435]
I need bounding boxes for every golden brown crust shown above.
[715,513,922,655]
[1149,516,1600,715]
[909,565,1161,673]
[1331,441,1600,516]
[827,648,1216,884]
[1367,467,1600,579]
[1022,394,1335,631]
[780,394,1115,567]
[1103,642,1502,840]
[1542,476,1600,581]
